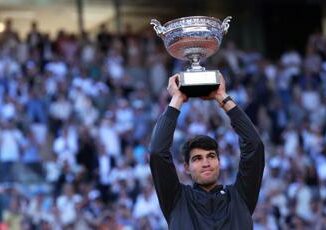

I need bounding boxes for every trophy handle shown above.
[150,19,166,37]
[221,16,232,35]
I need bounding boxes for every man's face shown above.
[185,148,220,188]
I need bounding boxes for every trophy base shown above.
[178,70,221,97]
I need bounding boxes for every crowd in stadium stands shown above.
[0,18,325,229]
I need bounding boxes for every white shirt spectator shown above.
[294,184,313,222]
[115,100,134,134]
[264,63,278,81]
[282,127,300,157]
[44,158,61,183]
[109,160,134,187]
[277,68,294,90]
[30,123,48,146]
[0,56,21,78]
[301,90,320,112]
[188,120,207,136]
[53,128,78,168]
[98,153,112,185]
[98,118,121,157]
[44,75,58,96]
[56,194,81,226]
[26,194,49,226]
[0,126,24,162]
[301,127,323,153]
[8,77,29,106]
[106,52,124,80]
[133,163,151,183]
[72,76,94,97]
[45,60,68,79]
[49,95,72,121]
[133,187,160,219]
[81,43,95,64]
[281,50,302,77]
[316,158,326,181]
[71,90,99,126]
[0,101,16,121]
[270,190,289,218]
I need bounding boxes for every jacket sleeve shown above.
[149,106,182,221]
[228,106,265,215]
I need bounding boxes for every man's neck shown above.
[200,184,217,192]
[195,182,220,193]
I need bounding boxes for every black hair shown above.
[181,135,219,164]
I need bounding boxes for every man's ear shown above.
[184,162,190,175]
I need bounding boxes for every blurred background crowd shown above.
[0,12,326,230]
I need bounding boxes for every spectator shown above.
[0,18,19,50]
[53,125,78,169]
[56,183,82,227]
[97,23,112,55]
[2,195,23,230]
[26,21,43,56]
[0,120,25,182]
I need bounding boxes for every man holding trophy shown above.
[149,16,265,229]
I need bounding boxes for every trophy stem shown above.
[187,54,205,71]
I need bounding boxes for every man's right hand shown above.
[167,74,188,110]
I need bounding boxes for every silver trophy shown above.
[151,16,232,97]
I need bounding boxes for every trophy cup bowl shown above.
[151,16,232,97]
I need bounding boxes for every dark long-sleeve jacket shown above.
[149,105,265,230]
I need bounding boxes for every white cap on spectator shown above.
[318,162,326,181]
[132,100,144,109]
[88,190,101,200]
[269,157,281,169]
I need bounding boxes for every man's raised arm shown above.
[149,75,187,221]
[227,105,265,215]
